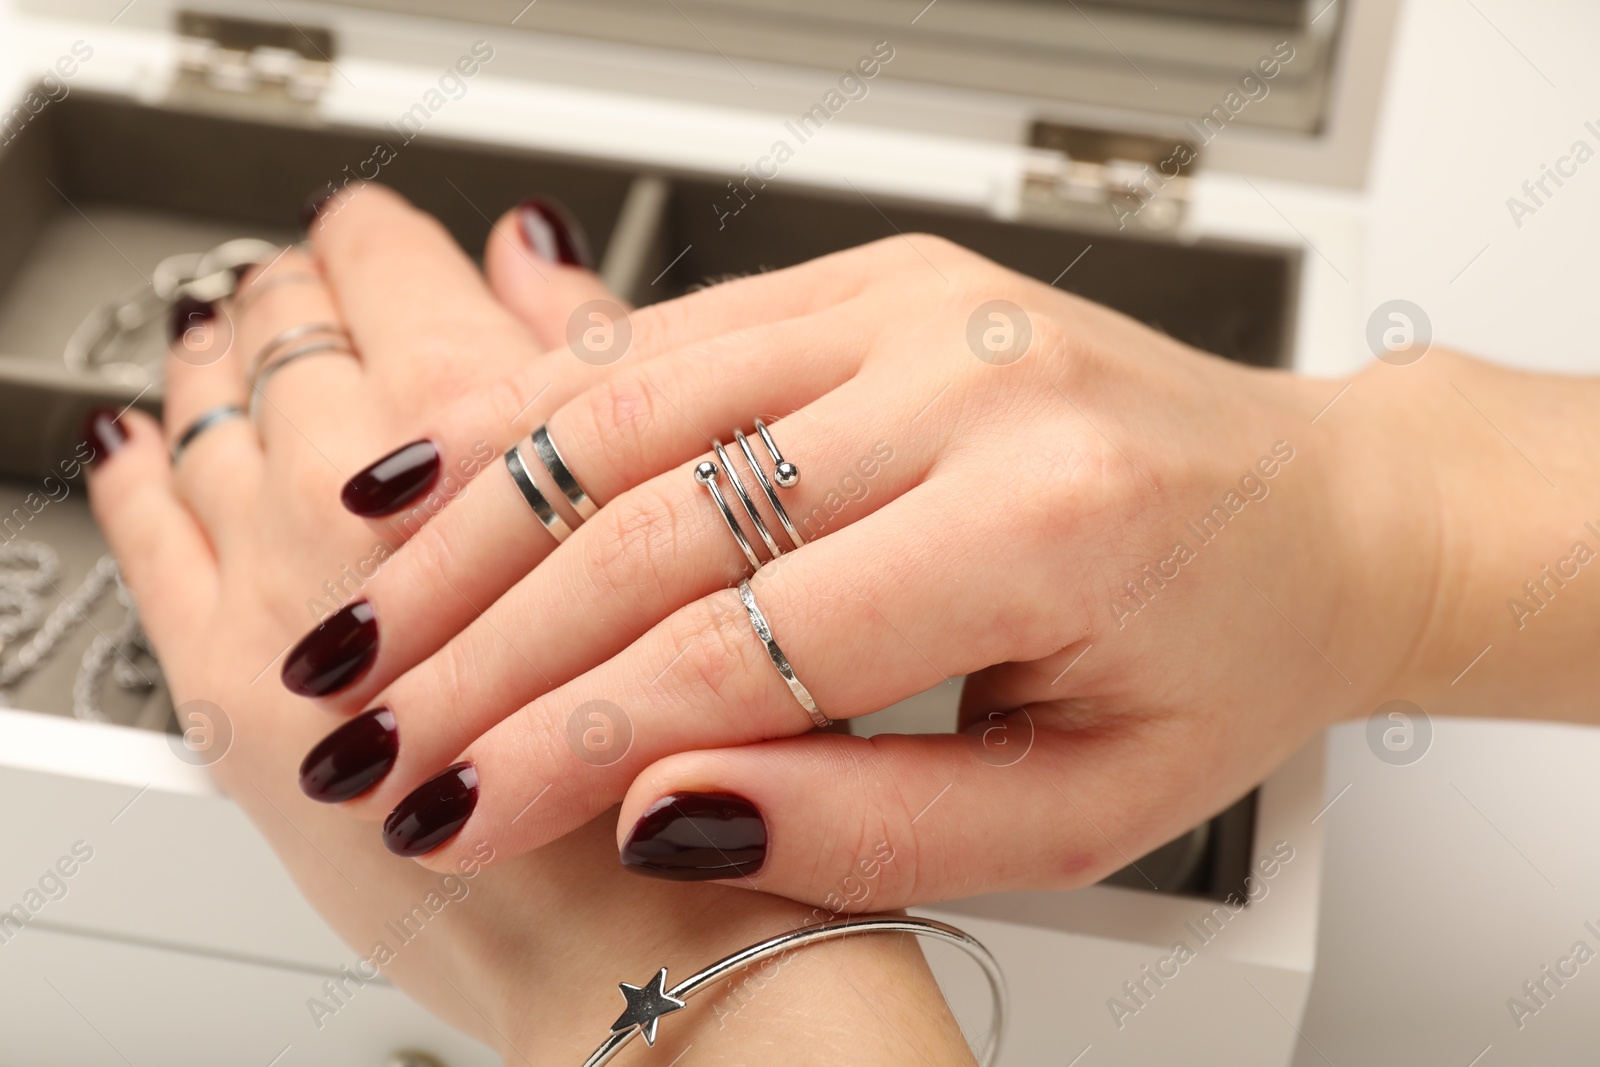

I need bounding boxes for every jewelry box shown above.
[0,0,1399,1061]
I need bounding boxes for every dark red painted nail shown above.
[383,762,478,857]
[81,407,128,469]
[517,197,592,268]
[300,191,335,231]
[340,440,441,518]
[167,294,216,346]
[299,707,399,803]
[281,599,378,697]
[620,793,766,882]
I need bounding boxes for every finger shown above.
[330,231,896,528]
[232,247,372,482]
[613,722,1215,908]
[162,293,261,557]
[388,476,1053,869]
[300,309,868,709]
[306,182,539,404]
[483,199,616,350]
[81,408,217,653]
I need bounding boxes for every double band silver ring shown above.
[504,424,596,543]
[171,403,247,465]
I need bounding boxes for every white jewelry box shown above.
[0,1,1400,1062]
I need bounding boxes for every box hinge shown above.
[172,11,334,113]
[1021,122,1197,233]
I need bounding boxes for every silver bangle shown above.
[738,577,829,729]
[171,403,246,465]
[580,915,1005,1067]
[531,424,597,521]
[505,442,574,543]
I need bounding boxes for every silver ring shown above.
[580,915,1005,1066]
[247,338,357,417]
[232,270,320,316]
[734,427,804,550]
[171,403,247,465]
[695,462,761,570]
[505,442,574,543]
[247,321,345,381]
[531,425,597,521]
[737,578,829,729]
[713,439,783,560]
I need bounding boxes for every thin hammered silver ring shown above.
[505,441,574,543]
[247,339,357,417]
[531,424,597,521]
[738,578,829,729]
[695,462,761,570]
[579,915,1005,1066]
[246,321,346,381]
[171,403,247,465]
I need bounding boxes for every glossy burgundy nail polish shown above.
[383,762,478,857]
[167,294,216,345]
[281,599,378,697]
[620,793,767,882]
[340,440,441,518]
[80,407,127,469]
[517,197,593,268]
[299,707,399,803]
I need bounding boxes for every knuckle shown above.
[569,371,658,485]
[659,590,761,714]
[580,482,683,603]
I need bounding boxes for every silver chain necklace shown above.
[0,544,160,721]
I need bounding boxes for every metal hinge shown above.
[173,11,334,110]
[1021,122,1198,233]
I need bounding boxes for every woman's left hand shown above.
[297,232,1593,909]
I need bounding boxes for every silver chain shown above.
[0,547,160,721]
[63,236,278,386]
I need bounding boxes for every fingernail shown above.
[383,762,478,857]
[281,599,379,697]
[340,440,441,518]
[299,707,399,803]
[620,792,766,882]
[81,407,128,469]
[300,190,334,231]
[168,294,216,346]
[517,197,593,268]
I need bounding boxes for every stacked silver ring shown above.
[171,404,247,465]
[693,418,803,570]
[504,423,596,544]
[246,322,356,417]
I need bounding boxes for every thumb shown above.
[614,718,1200,910]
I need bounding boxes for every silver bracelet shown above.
[579,915,1005,1066]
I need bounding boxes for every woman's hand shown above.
[290,230,1600,910]
[85,187,974,1065]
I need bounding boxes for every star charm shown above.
[610,967,686,1046]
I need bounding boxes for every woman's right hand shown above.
[84,185,974,1065]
